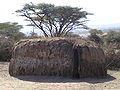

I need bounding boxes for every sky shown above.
[0,0,120,34]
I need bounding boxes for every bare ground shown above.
[0,62,120,90]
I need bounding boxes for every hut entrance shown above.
[72,47,80,78]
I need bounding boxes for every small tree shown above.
[16,3,91,37]
[88,29,103,44]
[0,22,25,41]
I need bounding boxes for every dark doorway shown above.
[72,47,79,78]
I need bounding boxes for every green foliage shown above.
[0,22,25,41]
[16,3,91,37]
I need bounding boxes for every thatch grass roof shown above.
[15,37,98,47]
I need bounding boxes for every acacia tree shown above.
[16,3,91,37]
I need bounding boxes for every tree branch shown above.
[23,11,48,37]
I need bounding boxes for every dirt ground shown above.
[0,62,120,90]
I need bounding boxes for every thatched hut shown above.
[9,37,107,78]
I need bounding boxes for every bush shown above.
[105,43,120,70]
[88,34,103,44]
[0,35,14,61]
[88,30,120,70]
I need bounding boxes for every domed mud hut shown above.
[9,37,107,78]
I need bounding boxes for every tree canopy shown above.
[16,3,91,37]
[0,22,25,41]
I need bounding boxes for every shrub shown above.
[0,35,14,61]
[88,34,103,44]
[105,43,120,70]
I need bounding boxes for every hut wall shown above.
[9,39,74,76]
[76,46,107,78]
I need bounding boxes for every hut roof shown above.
[15,37,98,48]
